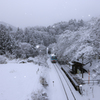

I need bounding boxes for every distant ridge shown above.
[0,21,17,31]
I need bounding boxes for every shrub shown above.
[0,55,7,64]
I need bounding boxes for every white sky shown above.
[0,0,100,28]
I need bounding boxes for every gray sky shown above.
[0,0,100,28]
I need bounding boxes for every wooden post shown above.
[88,70,90,84]
[80,53,84,78]
[53,81,54,86]
[82,66,83,78]
[82,57,83,78]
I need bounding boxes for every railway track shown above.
[53,64,76,100]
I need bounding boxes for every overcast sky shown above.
[0,0,100,28]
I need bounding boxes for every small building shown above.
[72,61,84,74]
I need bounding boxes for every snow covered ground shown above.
[0,58,48,100]
[0,58,100,100]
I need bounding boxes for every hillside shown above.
[0,21,17,31]
[52,17,100,75]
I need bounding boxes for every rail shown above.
[53,64,76,100]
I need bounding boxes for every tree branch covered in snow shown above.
[52,17,100,64]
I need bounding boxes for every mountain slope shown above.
[53,17,100,65]
[0,21,17,31]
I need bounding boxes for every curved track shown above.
[53,64,76,100]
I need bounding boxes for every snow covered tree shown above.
[14,42,38,58]
[14,28,24,42]
[0,25,15,55]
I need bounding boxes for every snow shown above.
[50,54,56,56]
[0,60,46,100]
[82,84,100,100]
[36,45,40,49]
[0,57,100,100]
[75,45,93,59]
[47,59,66,100]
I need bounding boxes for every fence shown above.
[84,80,100,85]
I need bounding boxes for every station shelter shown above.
[72,61,84,74]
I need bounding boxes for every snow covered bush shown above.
[19,60,27,63]
[33,55,49,67]
[40,77,48,87]
[31,90,48,100]
[0,55,7,64]
[36,44,46,55]
[27,57,34,62]
[5,52,16,59]
[14,42,38,59]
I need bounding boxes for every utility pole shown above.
[82,53,84,78]
[82,58,83,78]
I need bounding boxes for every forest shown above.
[0,19,84,59]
